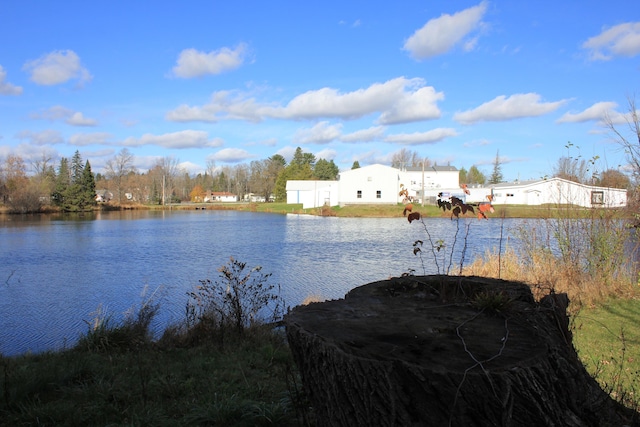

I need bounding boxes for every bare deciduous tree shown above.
[105,148,136,203]
[154,156,182,204]
[604,95,640,181]
[390,148,429,169]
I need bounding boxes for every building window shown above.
[591,191,604,205]
[357,190,362,199]
[376,190,381,199]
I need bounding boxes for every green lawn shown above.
[573,298,640,409]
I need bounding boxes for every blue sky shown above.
[1,1,639,181]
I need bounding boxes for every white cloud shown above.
[378,86,444,124]
[178,161,204,175]
[403,1,488,60]
[171,44,248,78]
[166,90,265,122]
[15,129,64,145]
[0,66,23,95]
[31,105,98,126]
[462,138,491,148]
[122,130,224,149]
[279,77,437,121]
[69,132,113,146]
[293,121,343,144]
[453,93,567,124]
[0,143,59,163]
[582,22,640,61]
[165,77,443,124]
[67,112,98,126]
[556,101,618,123]
[340,126,386,143]
[315,148,337,160]
[275,146,297,162]
[23,50,92,86]
[208,148,254,163]
[384,128,458,145]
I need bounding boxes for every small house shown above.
[204,191,237,203]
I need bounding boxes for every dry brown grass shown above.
[464,248,639,308]
[301,294,326,305]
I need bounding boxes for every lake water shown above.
[0,210,528,356]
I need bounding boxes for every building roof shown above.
[488,177,627,191]
[403,165,458,172]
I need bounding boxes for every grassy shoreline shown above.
[2,201,632,220]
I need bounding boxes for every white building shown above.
[337,164,404,205]
[287,164,461,208]
[465,178,627,208]
[286,180,339,209]
[204,191,237,203]
[401,165,460,203]
[284,164,627,209]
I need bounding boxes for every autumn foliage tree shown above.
[190,184,206,202]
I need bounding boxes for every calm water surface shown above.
[1,210,519,356]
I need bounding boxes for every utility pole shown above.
[421,161,425,207]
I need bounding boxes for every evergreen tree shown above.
[70,150,84,184]
[351,161,361,169]
[52,157,70,207]
[489,150,503,184]
[80,160,97,210]
[291,147,316,169]
[55,152,97,211]
[459,167,468,184]
[314,159,339,180]
[467,165,486,185]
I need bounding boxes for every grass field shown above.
[573,298,640,410]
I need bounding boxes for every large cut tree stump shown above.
[284,275,639,427]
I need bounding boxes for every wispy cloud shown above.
[31,105,98,126]
[166,77,444,124]
[122,130,224,149]
[171,44,248,78]
[403,1,488,60]
[15,129,65,145]
[293,121,343,144]
[582,22,640,61]
[453,93,567,124]
[384,128,458,145]
[23,50,92,86]
[207,147,254,163]
[69,132,113,146]
[556,101,618,123]
[0,66,22,95]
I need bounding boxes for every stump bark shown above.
[284,275,639,427]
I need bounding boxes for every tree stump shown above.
[284,275,639,427]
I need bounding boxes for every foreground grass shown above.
[573,299,640,411]
[1,300,639,424]
[0,327,308,427]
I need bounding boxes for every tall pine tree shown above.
[54,151,97,212]
[79,160,97,211]
[52,157,70,207]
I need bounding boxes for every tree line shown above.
[0,133,635,214]
[0,147,339,213]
